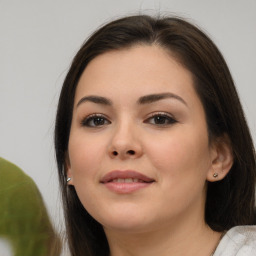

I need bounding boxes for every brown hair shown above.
[55,15,256,256]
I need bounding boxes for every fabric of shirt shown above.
[213,225,256,256]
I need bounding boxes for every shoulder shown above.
[214,225,256,256]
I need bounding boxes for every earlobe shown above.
[65,152,74,185]
[207,135,233,182]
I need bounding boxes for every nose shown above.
[108,122,143,160]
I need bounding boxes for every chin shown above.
[95,208,152,233]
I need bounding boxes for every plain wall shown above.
[1,0,255,250]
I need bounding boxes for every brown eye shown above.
[145,113,177,126]
[81,115,111,127]
[154,116,168,124]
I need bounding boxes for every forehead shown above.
[74,45,197,105]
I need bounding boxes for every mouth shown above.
[100,170,155,194]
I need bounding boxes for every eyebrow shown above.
[138,93,187,106]
[76,92,187,108]
[76,95,112,108]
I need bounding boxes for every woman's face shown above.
[67,45,217,233]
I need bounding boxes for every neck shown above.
[105,216,222,256]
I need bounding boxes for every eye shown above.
[145,113,177,126]
[81,114,111,127]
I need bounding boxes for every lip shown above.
[100,170,155,194]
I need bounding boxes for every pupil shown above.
[155,116,166,124]
[94,117,104,125]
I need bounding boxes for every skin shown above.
[67,45,233,256]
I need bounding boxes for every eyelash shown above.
[81,114,111,127]
[144,112,177,126]
[81,112,177,128]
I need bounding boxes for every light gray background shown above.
[1,0,255,246]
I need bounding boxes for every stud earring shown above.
[67,177,71,182]
[213,173,218,178]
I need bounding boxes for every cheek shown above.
[68,135,105,212]
[146,127,211,177]
[145,129,210,213]
[68,134,105,181]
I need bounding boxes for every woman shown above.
[55,15,256,256]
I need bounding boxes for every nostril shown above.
[111,150,136,157]
[127,150,135,155]
[112,151,118,156]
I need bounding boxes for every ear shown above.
[207,134,233,182]
[65,152,74,185]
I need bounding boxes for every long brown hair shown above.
[55,15,256,256]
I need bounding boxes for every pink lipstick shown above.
[100,170,155,194]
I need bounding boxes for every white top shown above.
[213,225,256,256]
